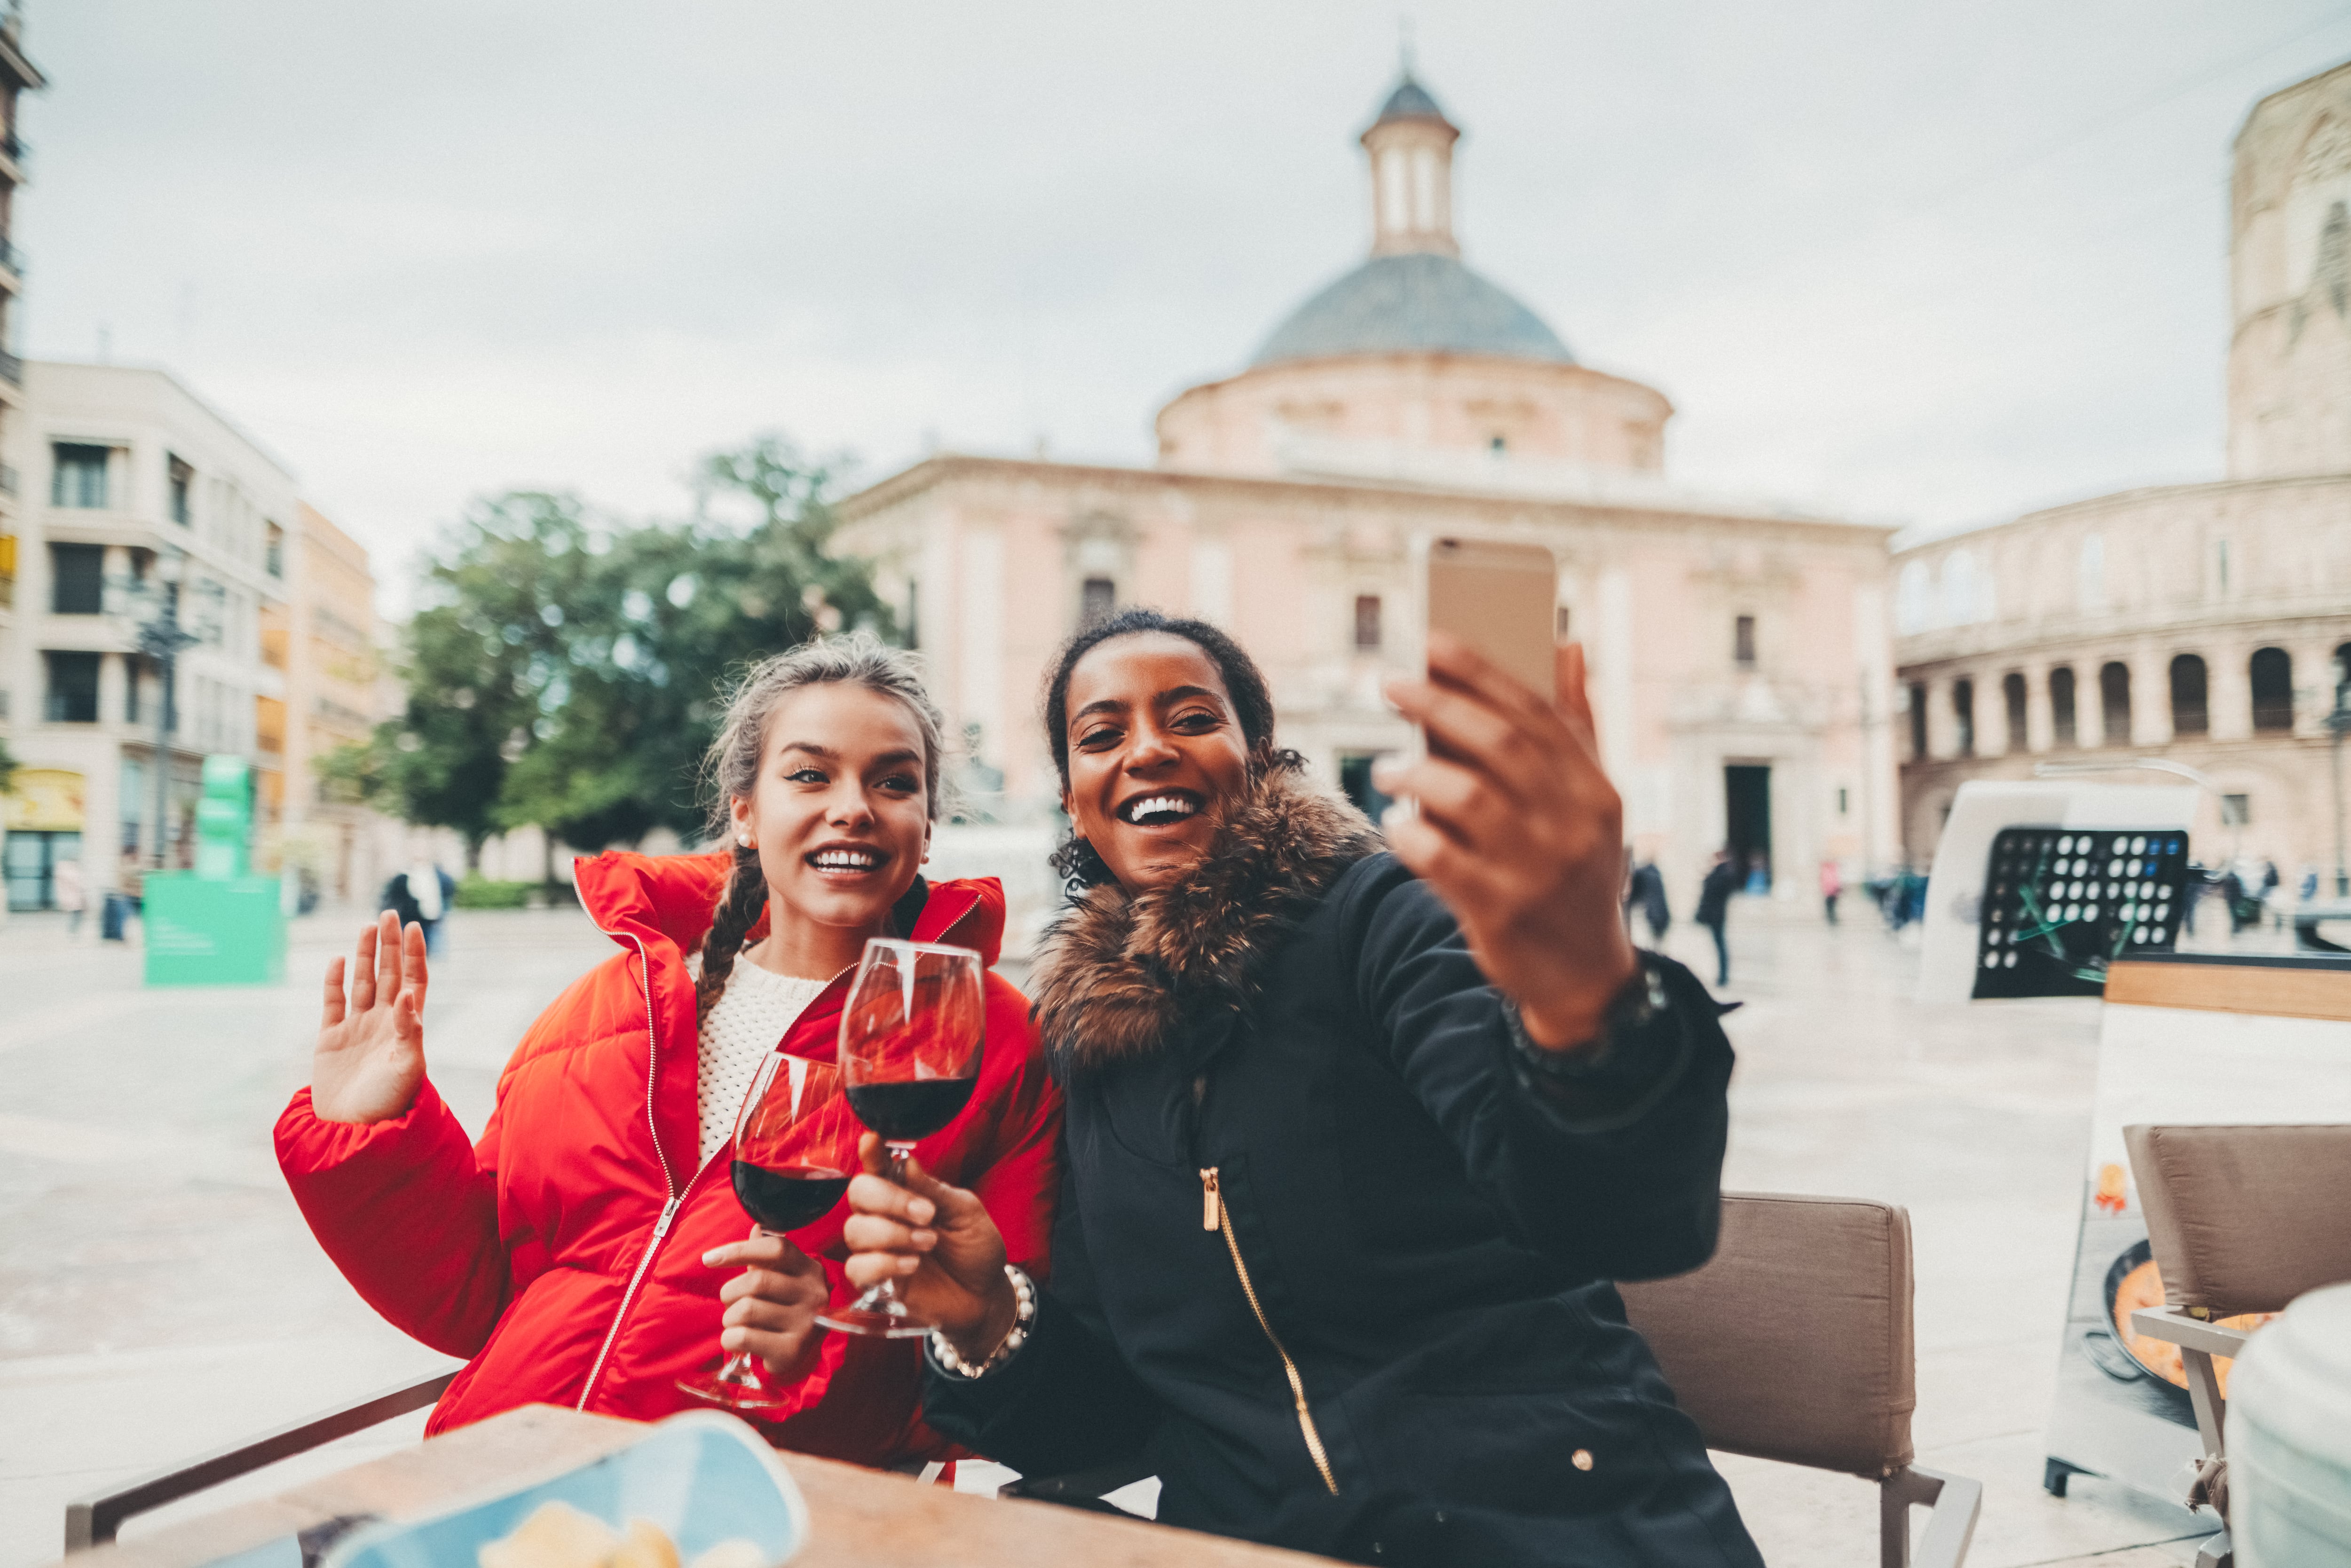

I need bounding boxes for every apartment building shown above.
[263,501,387,904]
[0,12,47,912]
[2,362,294,909]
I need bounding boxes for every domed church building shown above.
[837,71,1900,909]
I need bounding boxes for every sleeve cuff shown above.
[1503,954,1715,1134]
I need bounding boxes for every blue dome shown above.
[1250,252,1575,368]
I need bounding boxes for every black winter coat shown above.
[924,775,1762,1568]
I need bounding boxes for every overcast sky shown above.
[21,1,2351,606]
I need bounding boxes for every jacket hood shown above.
[1028,769,1382,1073]
[569,850,1006,968]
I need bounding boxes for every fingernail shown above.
[701,1250,722,1265]
[908,1198,935,1225]
[899,1255,921,1274]
[911,1229,936,1249]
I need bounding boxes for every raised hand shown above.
[311,910,430,1124]
[839,1134,1017,1361]
[1377,633,1639,1052]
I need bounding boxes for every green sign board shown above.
[143,754,284,985]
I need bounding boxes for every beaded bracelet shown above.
[928,1264,1036,1379]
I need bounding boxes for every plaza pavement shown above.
[0,892,2265,1566]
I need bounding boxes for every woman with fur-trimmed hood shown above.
[841,609,1761,1567]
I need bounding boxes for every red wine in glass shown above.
[732,1162,852,1232]
[679,1053,854,1410]
[817,938,986,1339]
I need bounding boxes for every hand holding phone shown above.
[1378,539,1637,1052]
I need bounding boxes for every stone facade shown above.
[1895,59,2351,882]
[2229,60,2351,481]
[261,502,390,904]
[839,71,1900,912]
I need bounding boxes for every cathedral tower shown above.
[2228,58,2351,479]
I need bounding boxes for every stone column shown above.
[2132,645,2171,749]
[2088,663,2125,752]
[1979,671,2009,759]
[2208,638,2254,742]
[2293,638,2343,741]
[2023,661,2053,754]
[1923,675,1956,760]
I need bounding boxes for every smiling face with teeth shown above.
[1062,632,1254,893]
[730,682,933,978]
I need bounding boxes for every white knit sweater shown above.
[695,958,828,1165]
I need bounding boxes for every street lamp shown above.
[103,545,217,871]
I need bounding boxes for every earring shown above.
[736,834,751,848]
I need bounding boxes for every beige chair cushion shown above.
[1618,1193,1915,1479]
[2124,1124,2351,1316]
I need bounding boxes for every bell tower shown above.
[1360,71,1461,259]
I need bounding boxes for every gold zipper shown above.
[1200,1166,1339,1494]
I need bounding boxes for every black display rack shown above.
[1973,827,2192,999]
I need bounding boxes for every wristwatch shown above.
[1504,953,1695,1117]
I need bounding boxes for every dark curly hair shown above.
[1040,607,1302,889]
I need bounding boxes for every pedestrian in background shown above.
[1697,848,1738,986]
[1624,852,1671,945]
[54,856,85,936]
[381,858,454,957]
[1819,858,1841,926]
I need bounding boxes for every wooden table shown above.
[52,1406,1326,1568]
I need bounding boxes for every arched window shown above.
[2003,672,2028,750]
[2100,662,2132,744]
[2250,647,2295,732]
[2050,667,2077,747]
[2169,654,2208,735]
[1952,678,1975,756]
[1907,682,1928,761]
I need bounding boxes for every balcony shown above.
[0,465,16,496]
[0,235,24,276]
[0,132,28,173]
[0,349,22,386]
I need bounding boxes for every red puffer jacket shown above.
[275,853,1060,1464]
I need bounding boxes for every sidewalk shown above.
[0,896,2266,1565]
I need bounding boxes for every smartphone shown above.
[1418,536,1559,703]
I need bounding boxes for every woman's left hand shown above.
[1377,632,1638,1053]
[702,1229,832,1380]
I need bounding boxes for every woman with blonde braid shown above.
[276,634,1060,1464]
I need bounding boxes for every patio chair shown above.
[2122,1122,2351,1568]
[63,1367,459,1552]
[1617,1192,1980,1568]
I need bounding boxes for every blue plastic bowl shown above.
[321,1410,809,1568]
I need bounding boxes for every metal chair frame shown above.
[2130,1305,2251,1568]
[63,1368,458,1553]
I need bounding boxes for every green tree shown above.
[340,493,597,869]
[494,433,891,851]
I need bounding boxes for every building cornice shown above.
[1891,471,2351,555]
[836,451,1897,547]
[1897,598,2351,673]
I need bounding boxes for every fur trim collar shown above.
[1029,769,1383,1072]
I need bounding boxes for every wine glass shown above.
[815,938,986,1339]
[678,1051,856,1410]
